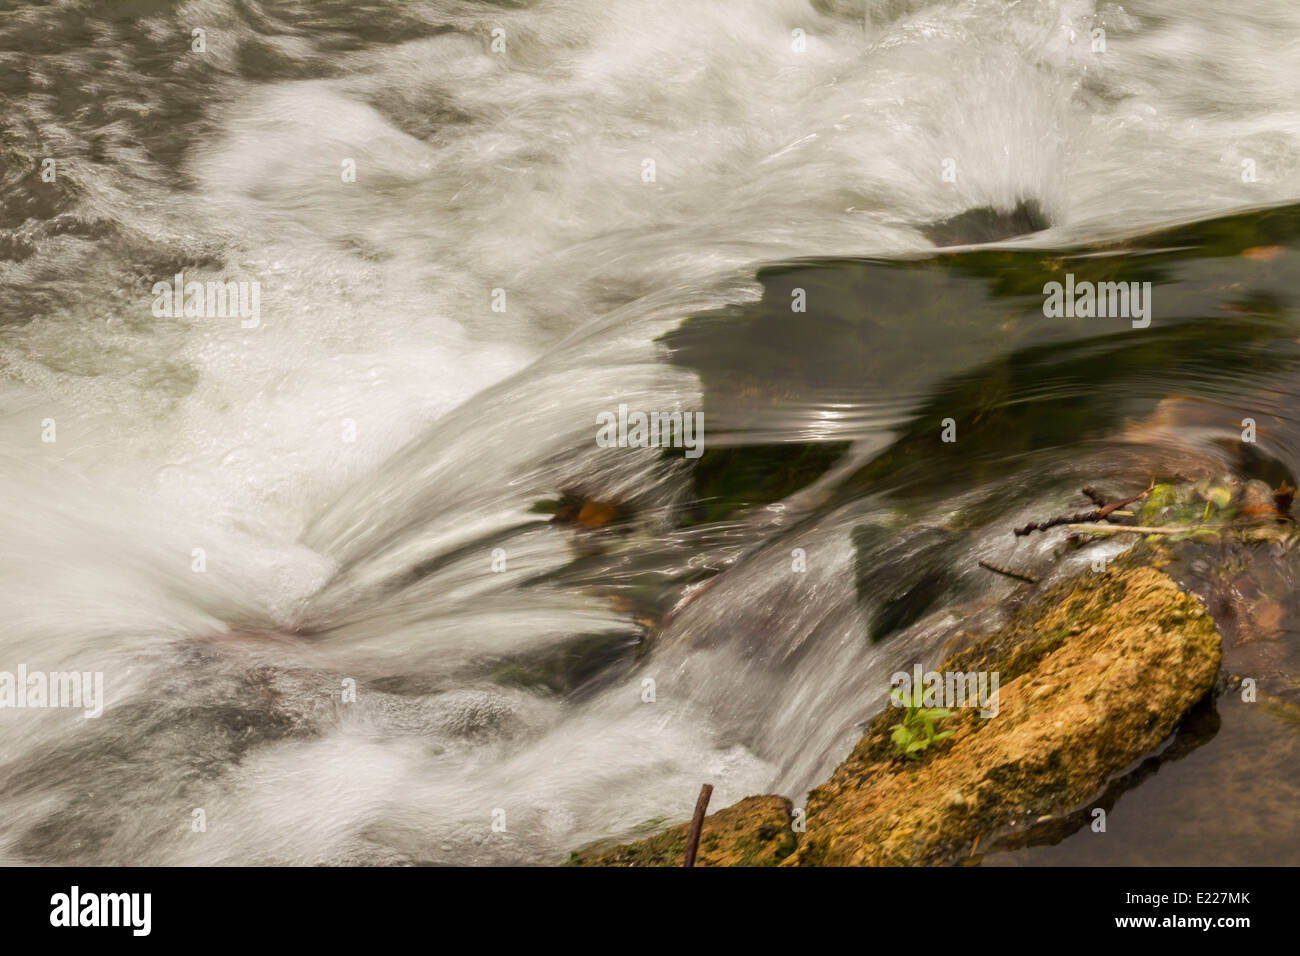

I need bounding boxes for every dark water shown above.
[661,207,1300,865]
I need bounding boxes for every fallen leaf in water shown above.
[1250,600,1285,640]
[1241,245,1285,262]
[547,489,631,529]
[1238,479,1276,516]
[577,500,618,528]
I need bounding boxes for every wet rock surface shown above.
[791,565,1221,865]
[568,795,795,867]
[573,563,1223,867]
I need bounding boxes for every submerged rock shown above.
[920,199,1050,247]
[1133,475,1294,529]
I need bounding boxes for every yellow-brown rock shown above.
[563,564,1223,867]
[569,795,794,867]
[789,566,1221,865]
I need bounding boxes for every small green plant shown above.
[889,685,954,759]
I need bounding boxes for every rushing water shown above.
[2,0,1299,865]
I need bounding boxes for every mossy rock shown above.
[563,562,1223,867]
[568,795,795,867]
[1133,476,1277,527]
[789,565,1222,865]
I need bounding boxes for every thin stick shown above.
[1015,484,1152,537]
[1081,486,1107,507]
[1066,523,1220,535]
[683,783,713,868]
[978,560,1037,584]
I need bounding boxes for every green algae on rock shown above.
[562,563,1224,867]
[1060,476,1297,546]
[789,565,1222,866]
[568,795,795,867]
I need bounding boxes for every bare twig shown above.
[1014,484,1152,537]
[978,560,1037,584]
[683,783,713,868]
[1066,523,1220,536]
[1015,509,1107,537]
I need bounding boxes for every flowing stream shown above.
[2,0,1299,865]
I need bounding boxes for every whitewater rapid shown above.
[2,0,1299,864]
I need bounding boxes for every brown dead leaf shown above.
[576,500,618,528]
